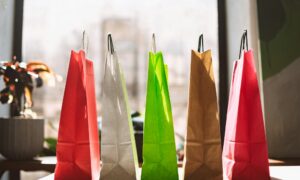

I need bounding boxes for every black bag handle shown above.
[151,33,156,53]
[102,33,115,96]
[239,30,248,59]
[107,34,114,54]
[103,34,114,83]
[198,34,204,52]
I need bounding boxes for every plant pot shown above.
[0,117,44,160]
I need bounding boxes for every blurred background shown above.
[22,0,219,148]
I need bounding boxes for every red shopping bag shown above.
[54,50,100,180]
[222,31,270,180]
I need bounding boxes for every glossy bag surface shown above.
[222,50,270,180]
[141,52,178,180]
[54,50,100,180]
[183,50,222,180]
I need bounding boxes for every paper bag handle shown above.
[101,34,114,98]
[151,33,156,53]
[103,33,114,79]
[198,34,204,53]
[108,34,114,54]
[239,30,248,59]
[82,30,89,54]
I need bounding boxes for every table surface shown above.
[41,166,300,180]
[1,157,300,180]
[0,156,56,173]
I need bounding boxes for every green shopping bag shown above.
[141,34,179,180]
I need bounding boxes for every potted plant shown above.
[0,57,60,160]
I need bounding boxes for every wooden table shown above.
[0,156,56,180]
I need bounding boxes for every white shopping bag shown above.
[100,34,138,180]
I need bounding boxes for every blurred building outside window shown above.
[23,0,219,150]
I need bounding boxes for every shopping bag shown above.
[183,34,222,180]
[54,50,100,180]
[100,34,138,180]
[222,31,270,180]
[141,34,179,180]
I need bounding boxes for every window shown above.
[23,0,219,148]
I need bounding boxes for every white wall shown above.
[225,0,264,115]
[225,0,261,78]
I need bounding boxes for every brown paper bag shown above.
[183,46,222,180]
